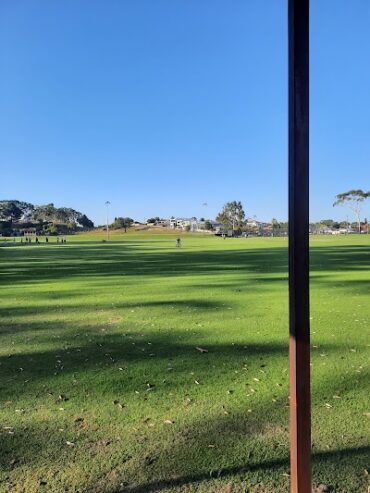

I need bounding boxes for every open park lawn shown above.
[0,233,369,493]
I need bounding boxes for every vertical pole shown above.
[105,201,110,241]
[288,1,311,493]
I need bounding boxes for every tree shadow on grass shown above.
[0,321,368,492]
[0,299,224,326]
[112,445,370,493]
[1,244,369,292]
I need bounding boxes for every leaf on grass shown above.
[164,419,174,425]
[194,380,200,385]
[66,441,75,447]
[195,347,208,353]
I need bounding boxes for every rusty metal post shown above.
[288,1,311,492]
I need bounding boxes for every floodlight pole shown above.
[105,201,110,241]
[288,1,311,493]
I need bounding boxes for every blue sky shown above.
[1,1,369,225]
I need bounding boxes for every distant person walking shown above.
[176,237,181,248]
[46,237,49,243]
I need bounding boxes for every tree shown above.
[77,214,94,229]
[33,203,57,222]
[216,201,246,231]
[271,218,280,229]
[204,220,213,231]
[112,217,133,232]
[320,219,334,228]
[0,200,34,222]
[333,189,370,233]
[271,218,281,236]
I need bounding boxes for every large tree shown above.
[333,189,370,233]
[216,201,246,231]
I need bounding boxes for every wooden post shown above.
[288,1,311,492]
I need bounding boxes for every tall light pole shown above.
[105,201,110,241]
[201,202,208,231]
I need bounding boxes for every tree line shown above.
[215,190,370,234]
[0,200,94,235]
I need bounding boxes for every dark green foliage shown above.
[0,200,34,221]
[204,220,213,231]
[0,200,94,233]
[78,214,94,229]
[147,217,161,224]
[111,217,134,232]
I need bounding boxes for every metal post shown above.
[105,201,110,241]
[288,1,311,492]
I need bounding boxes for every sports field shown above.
[0,233,369,493]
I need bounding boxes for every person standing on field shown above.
[176,237,181,248]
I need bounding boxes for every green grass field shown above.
[0,232,369,493]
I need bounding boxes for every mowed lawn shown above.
[0,233,369,493]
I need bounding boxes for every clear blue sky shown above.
[1,1,369,225]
